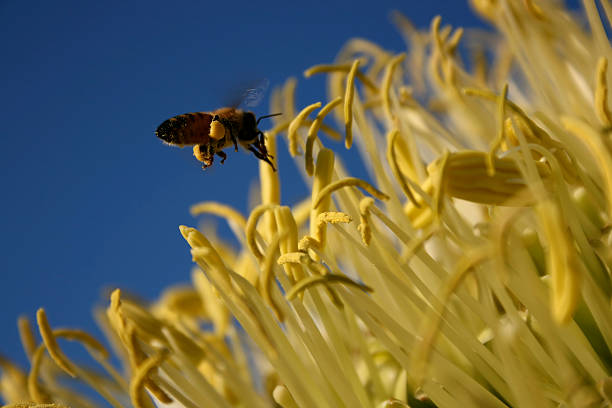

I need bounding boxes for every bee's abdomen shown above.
[155,112,212,146]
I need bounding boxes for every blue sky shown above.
[0,0,536,371]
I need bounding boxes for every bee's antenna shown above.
[256,112,282,125]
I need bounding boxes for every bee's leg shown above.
[222,121,239,152]
[257,131,274,159]
[216,150,227,164]
[194,144,214,169]
[203,144,217,169]
[247,145,276,171]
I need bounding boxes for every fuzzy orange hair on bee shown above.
[155,108,281,170]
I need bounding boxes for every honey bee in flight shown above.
[155,108,281,170]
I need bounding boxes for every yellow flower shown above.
[4,2,612,407]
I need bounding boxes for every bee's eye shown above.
[213,115,219,121]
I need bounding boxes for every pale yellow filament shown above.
[129,350,170,408]
[486,83,509,176]
[17,316,37,361]
[192,270,230,336]
[287,102,321,156]
[27,345,50,403]
[274,206,304,282]
[260,130,281,240]
[3,404,69,408]
[260,232,287,320]
[446,27,464,55]
[562,116,612,216]
[305,96,343,176]
[245,204,279,263]
[469,0,498,21]
[312,177,389,209]
[381,53,406,121]
[285,274,373,301]
[304,61,379,92]
[524,0,545,19]
[273,384,299,408]
[180,226,231,289]
[291,198,312,228]
[309,149,335,253]
[189,202,247,231]
[36,308,75,378]
[536,200,583,323]
[52,329,109,360]
[411,247,490,385]
[344,59,360,149]
[386,129,420,206]
[282,77,298,120]
[432,151,450,223]
[595,57,612,127]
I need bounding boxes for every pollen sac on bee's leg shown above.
[193,144,214,169]
[209,120,226,140]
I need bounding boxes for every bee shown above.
[155,108,281,170]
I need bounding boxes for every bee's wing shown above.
[223,79,270,108]
[242,78,269,107]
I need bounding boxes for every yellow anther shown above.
[357,197,375,245]
[314,212,352,244]
[277,252,310,265]
[298,235,321,252]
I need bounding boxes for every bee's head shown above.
[243,111,257,131]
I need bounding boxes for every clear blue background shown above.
[1,0,576,375]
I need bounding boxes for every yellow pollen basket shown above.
[209,120,226,140]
